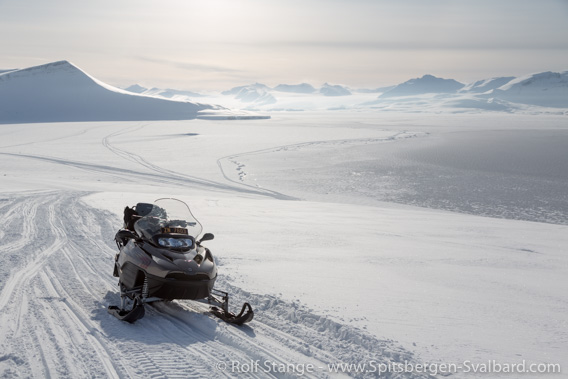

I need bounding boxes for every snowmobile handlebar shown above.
[115,229,142,243]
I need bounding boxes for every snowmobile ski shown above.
[211,302,254,325]
[107,303,145,323]
[208,289,254,325]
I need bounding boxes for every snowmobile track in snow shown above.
[0,191,426,378]
[101,125,296,200]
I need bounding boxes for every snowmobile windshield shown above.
[134,199,203,244]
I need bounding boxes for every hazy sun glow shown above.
[1,0,567,91]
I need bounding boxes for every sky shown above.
[1,0,567,91]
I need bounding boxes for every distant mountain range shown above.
[1,60,566,123]
[379,75,464,98]
[366,71,568,111]
[124,84,205,99]
[133,71,567,110]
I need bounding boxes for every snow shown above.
[222,83,271,96]
[485,71,568,108]
[459,77,515,93]
[114,70,567,114]
[0,61,567,378]
[320,83,352,96]
[379,75,465,98]
[124,84,205,100]
[273,83,317,94]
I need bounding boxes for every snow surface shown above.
[1,110,567,378]
[0,60,567,378]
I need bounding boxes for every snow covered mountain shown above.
[124,84,204,99]
[221,83,270,96]
[459,76,515,93]
[319,83,351,96]
[483,71,568,107]
[273,83,316,93]
[380,74,465,98]
[367,71,568,112]
[218,83,276,105]
[0,61,216,123]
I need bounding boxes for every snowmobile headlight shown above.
[158,237,192,248]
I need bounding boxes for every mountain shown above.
[234,87,276,105]
[380,75,464,98]
[0,61,215,124]
[124,84,204,99]
[484,71,568,107]
[320,83,351,96]
[460,77,515,93]
[220,83,276,105]
[124,84,147,93]
[222,83,270,96]
[273,83,316,94]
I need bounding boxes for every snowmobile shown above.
[108,198,253,325]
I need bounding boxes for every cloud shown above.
[136,56,242,73]
[249,38,568,51]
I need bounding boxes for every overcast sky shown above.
[1,0,567,91]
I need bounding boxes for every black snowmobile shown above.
[108,198,253,325]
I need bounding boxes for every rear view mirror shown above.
[199,233,214,243]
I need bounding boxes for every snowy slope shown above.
[0,112,567,378]
[459,76,515,93]
[0,61,217,123]
[485,71,568,107]
[0,192,423,378]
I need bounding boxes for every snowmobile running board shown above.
[207,289,254,326]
